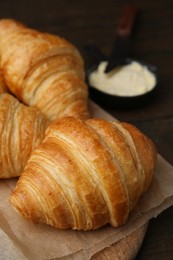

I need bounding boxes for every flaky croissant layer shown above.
[0,93,48,178]
[10,117,157,230]
[0,70,8,94]
[0,19,89,121]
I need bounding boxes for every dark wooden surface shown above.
[0,0,173,259]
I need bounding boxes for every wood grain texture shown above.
[92,224,148,260]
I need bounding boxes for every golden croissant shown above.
[0,70,8,94]
[10,117,157,230]
[0,19,89,121]
[0,93,48,178]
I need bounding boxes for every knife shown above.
[105,4,138,73]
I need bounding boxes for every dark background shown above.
[0,0,173,259]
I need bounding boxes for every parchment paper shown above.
[0,101,173,260]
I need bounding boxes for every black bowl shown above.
[86,60,158,110]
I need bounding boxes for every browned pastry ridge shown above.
[10,117,157,230]
[0,19,89,121]
[0,93,48,178]
[0,70,8,94]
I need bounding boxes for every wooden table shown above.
[0,0,173,259]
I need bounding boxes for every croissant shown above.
[0,70,8,94]
[0,19,89,121]
[10,117,157,230]
[0,93,48,178]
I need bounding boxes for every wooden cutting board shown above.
[92,223,148,260]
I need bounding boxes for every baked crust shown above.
[10,117,157,230]
[0,19,89,121]
[0,93,48,178]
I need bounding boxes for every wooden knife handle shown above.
[117,4,138,38]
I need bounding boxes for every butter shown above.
[89,61,156,97]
